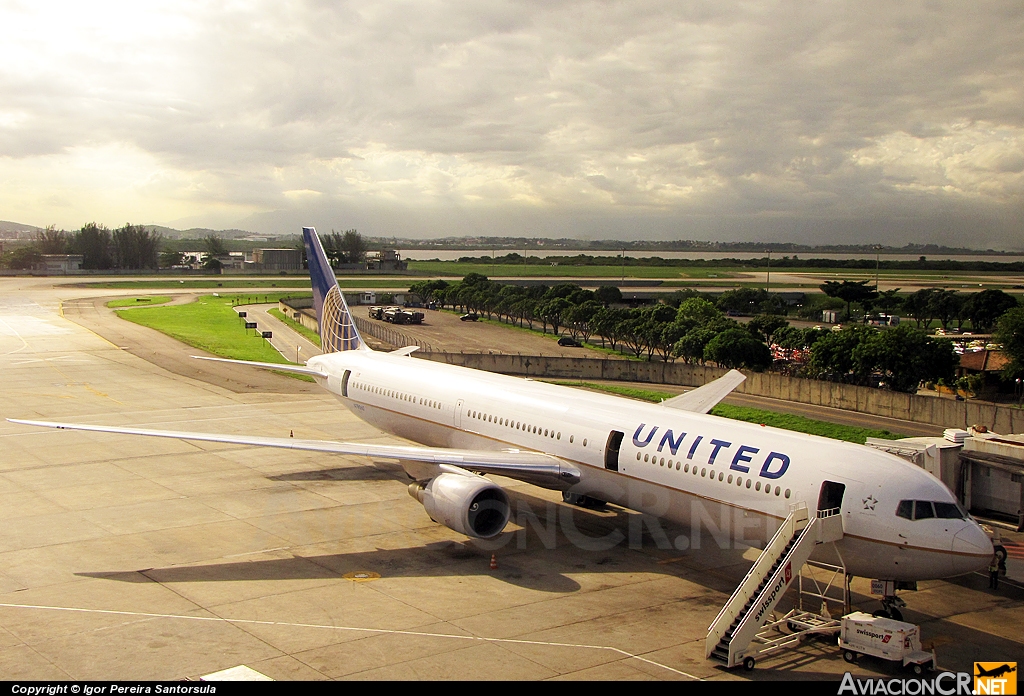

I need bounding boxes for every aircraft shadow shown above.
[73,488,748,595]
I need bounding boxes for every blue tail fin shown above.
[302,227,367,352]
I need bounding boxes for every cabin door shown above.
[817,480,846,514]
[605,430,624,472]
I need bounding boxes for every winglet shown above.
[661,370,746,414]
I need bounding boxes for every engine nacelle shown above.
[409,473,510,539]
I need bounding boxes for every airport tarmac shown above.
[0,277,1021,681]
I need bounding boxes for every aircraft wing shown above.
[7,418,580,490]
[191,356,328,378]
[659,369,746,414]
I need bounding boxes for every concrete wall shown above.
[413,352,1024,433]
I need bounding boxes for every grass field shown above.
[547,380,903,443]
[106,296,171,308]
[116,293,306,372]
[268,308,321,348]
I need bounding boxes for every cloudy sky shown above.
[2,1,1022,246]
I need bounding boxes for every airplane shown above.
[10,227,993,625]
[975,664,1017,679]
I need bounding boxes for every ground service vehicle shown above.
[838,612,935,674]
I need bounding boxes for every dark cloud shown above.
[1,0,1022,245]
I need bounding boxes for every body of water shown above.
[400,249,1024,263]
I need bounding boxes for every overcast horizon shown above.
[2,1,1022,248]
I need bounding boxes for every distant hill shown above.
[143,225,263,240]
[0,220,44,239]
[1,219,1019,254]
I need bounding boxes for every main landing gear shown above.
[562,491,606,509]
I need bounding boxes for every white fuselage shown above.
[308,349,992,582]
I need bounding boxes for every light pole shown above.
[874,245,882,291]
[296,345,301,364]
[765,250,771,292]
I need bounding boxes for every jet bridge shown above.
[706,502,845,670]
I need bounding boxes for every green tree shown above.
[71,223,112,269]
[36,226,69,254]
[341,229,366,263]
[594,286,623,306]
[874,288,903,315]
[676,297,722,324]
[4,245,41,269]
[159,249,186,268]
[853,325,956,393]
[203,234,227,258]
[807,325,877,382]
[902,288,937,329]
[747,314,789,343]
[996,306,1024,380]
[964,290,1019,332]
[111,223,161,269]
[716,288,768,315]
[927,289,962,331]
[565,300,602,343]
[592,306,627,349]
[820,280,878,321]
[704,328,772,371]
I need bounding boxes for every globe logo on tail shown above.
[321,285,361,352]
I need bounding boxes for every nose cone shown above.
[951,522,994,576]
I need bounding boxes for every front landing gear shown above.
[872,594,906,621]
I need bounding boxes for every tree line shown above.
[1,224,163,270]
[819,280,1019,332]
[410,276,1024,394]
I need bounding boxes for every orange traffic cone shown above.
[489,554,498,570]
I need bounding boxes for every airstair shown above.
[706,504,845,670]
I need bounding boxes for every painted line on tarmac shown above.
[0,601,701,679]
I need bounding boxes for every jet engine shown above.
[409,472,510,539]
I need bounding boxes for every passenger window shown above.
[914,501,935,520]
[896,500,913,520]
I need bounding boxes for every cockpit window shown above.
[914,501,935,520]
[933,502,965,519]
[897,499,966,521]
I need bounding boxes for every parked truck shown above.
[382,306,424,324]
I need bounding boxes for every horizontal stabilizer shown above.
[191,356,328,379]
[8,419,580,490]
[390,346,419,356]
[660,369,745,414]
